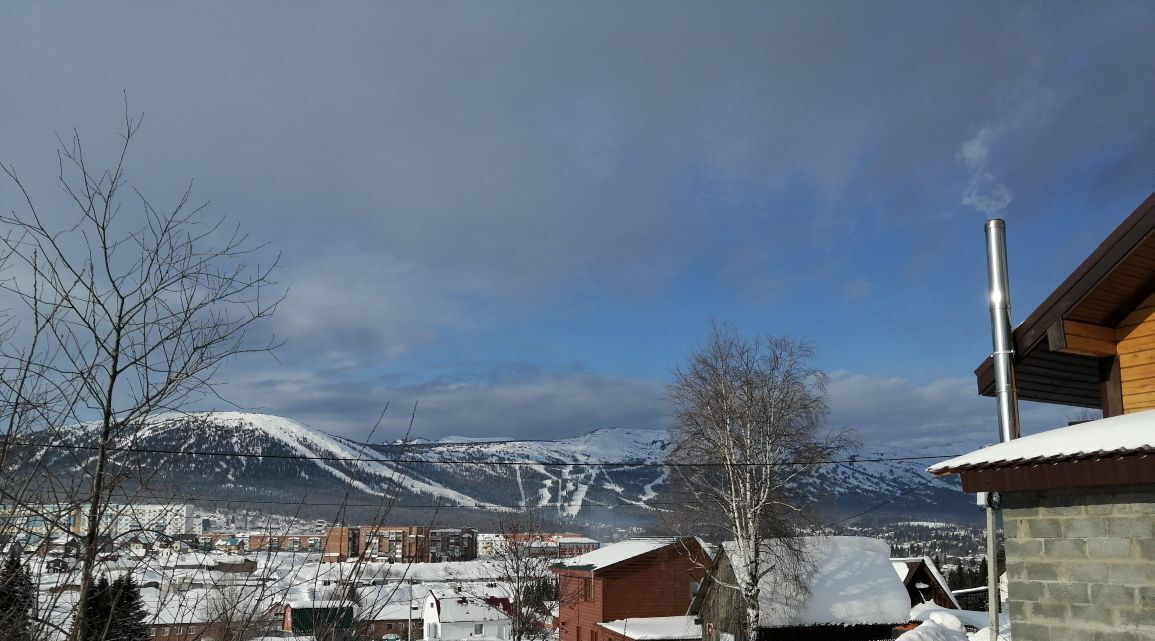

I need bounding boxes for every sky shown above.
[2,3,1154,452]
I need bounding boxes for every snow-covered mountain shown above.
[12,412,976,529]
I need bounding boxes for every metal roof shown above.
[929,409,1155,475]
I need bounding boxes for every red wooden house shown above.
[551,537,710,641]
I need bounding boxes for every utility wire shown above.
[2,439,961,466]
[89,485,924,510]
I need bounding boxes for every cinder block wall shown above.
[1002,484,1155,641]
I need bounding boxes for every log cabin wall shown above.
[1114,291,1155,413]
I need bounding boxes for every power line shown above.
[3,439,961,467]
[823,477,937,527]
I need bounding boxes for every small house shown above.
[551,537,710,641]
[890,557,959,610]
[422,587,512,640]
[356,584,426,640]
[696,536,911,641]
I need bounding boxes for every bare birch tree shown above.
[666,325,849,641]
[486,508,568,641]
[0,111,280,641]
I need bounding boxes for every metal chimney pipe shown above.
[985,219,1021,443]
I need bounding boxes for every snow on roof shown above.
[597,616,701,640]
[723,536,911,628]
[891,561,913,582]
[557,536,599,544]
[929,409,1155,474]
[552,538,678,571]
[890,557,960,609]
[430,589,510,623]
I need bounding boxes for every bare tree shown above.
[0,111,280,641]
[485,508,564,641]
[203,585,279,641]
[666,325,849,641]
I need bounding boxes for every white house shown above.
[423,586,512,640]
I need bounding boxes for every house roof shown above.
[597,616,701,641]
[721,536,910,628]
[974,192,1155,409]
[551,537,681,572]
[929,409,1155,474]
[890,557,960,609]
[429,589,510,623]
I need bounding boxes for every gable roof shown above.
[720,536,910,628]
[429,588,511,623]
[974,192,1155,409]
[890,557,960,609]
[551,537,686,572]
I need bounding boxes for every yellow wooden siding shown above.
[1115,291,1155,412]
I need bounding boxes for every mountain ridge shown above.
[11,412,977,529]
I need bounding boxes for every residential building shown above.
[551,537,709,641]
[428,528,478,562]
[361,526,431,562]
[423,586,512,640]
[246,533,323,553]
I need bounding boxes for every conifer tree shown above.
[107,576,149,641]
[0,548,35,641]
[83,576,112,641]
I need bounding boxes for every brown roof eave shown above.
[975,192,1155,398]
[951,452,1155,493]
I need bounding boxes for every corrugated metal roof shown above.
[929,410,1155,474]
[551,538,678,572]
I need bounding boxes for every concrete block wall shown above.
[1002,484,1155,641]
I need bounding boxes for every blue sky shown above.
[2,3,1153,451]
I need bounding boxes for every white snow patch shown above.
[598,616,700,640]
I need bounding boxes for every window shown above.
[474,624,484,635]
[582,578,593,600]
[160,628,169,636]
[577,626,583,641]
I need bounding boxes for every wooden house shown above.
[890,557,960,610]
[551,537,710,641]
[932,192,1155,641]
[695,536,911,641]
